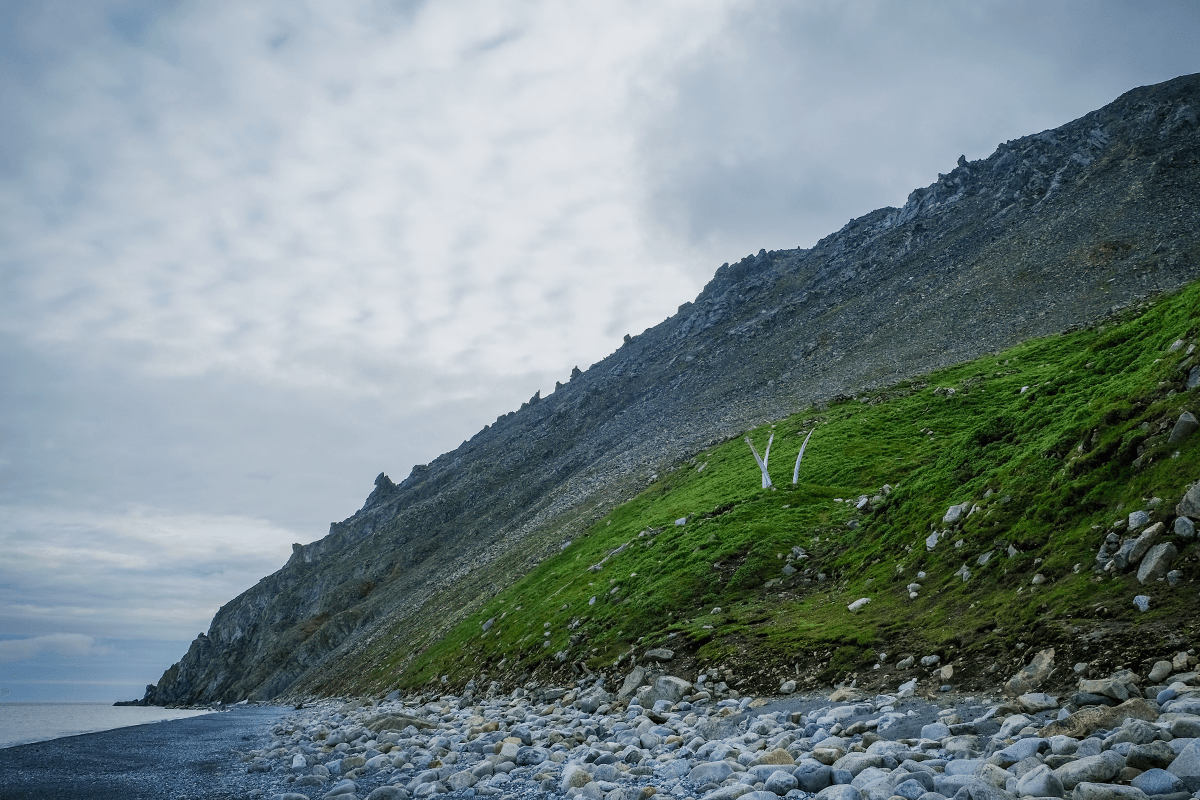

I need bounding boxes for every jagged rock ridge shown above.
[148,73,1200,705]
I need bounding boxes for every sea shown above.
[0,703,214,748]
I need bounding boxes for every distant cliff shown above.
[148,73,1200,705]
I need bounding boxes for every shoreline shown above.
[3,653,1199,800]
[0,703,292,800]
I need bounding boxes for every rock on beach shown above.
[210,653,1200,800]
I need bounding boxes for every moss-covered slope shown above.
[379,281,1200,697]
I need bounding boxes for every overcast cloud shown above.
[1,0,1197,701]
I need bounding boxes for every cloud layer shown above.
[1,0,730,397]
[0,633,110,663]
[0,504,300,641]
[0,0,1197,698]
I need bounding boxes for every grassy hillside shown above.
[372,280,1200,697]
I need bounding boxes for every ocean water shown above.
[0,703,213,748]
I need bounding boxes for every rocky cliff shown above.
[148,73,1200,705]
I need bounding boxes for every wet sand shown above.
[0,704,293,800]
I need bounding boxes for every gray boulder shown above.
[797,764,834,793]
[1168,412,1198,444]
[1131,768,1186,796]
[815,786,864,800]
[1149,661,1174,683]
[1128,523,1166,566]
[1017,764,1064,798]
[1003,648,1056,697]
[1177,482,1200,520]
[1175,516,1196,537]
[764,770,799,795]
[688,760,734,784]
[944,503,971,525]
[643,674,690,706]
[1053,752,1124,789]
[1167,738,1200,791]
[1138,542,1178,584]
[950,781,1012,800]
[1126,741,1178,771]
[1071,783,1151,800]
[616,665,647,701]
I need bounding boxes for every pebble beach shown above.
[5,651,1200,800]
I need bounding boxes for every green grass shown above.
[375,280,1200,693]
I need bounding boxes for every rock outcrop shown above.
[150,73,1200,706]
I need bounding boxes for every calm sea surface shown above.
[0,703,214,748]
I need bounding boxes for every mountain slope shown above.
[148,73,1200,706]
[397,280,1200,698]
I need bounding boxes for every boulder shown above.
[1004,648,1056,697]
[1041,698,1160,739]
[1078,678,1130,702]
[1167,738,1200,791]
[644,648,675,662]
[688,761,734,784]
[1138,543,1178,583]
[815,786,864,800]
[1125,741,1177,771]
[1175,516,1196,537]
[950,781,1012,800]
[1053,752,1125,789]
[1128,523,1166,566]
[644,674,690,706]
[617,665,647,701]
[1017,764,1065,798]
[1019,693,1060,713]
[944,503,971,525]
[764,770,799,795]
[1071,783,1151,800]
[1131,768,1185,796]
[1176,481,1200,519]
[1168,412,1198,444]
[1148,661,1174,683]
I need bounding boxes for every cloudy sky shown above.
[1,0,1197,703]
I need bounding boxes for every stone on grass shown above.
[1138,543,1177,584]
[1168,412,1199,444]
[1177,482,1200,520]
[1176,517,1196,538]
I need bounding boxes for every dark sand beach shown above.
[0,704,293,800]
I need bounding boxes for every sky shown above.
[1,0,1197,704]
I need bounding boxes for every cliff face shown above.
[150,74,1200,705]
